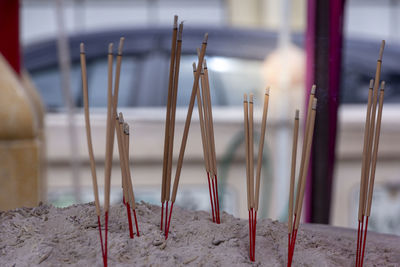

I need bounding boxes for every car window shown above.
[31,65,81,112]
[31,56,140,111]
[87,57,139,107]
[30,54,266,111]
[177,55,265,107]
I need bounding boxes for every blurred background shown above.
[1,0,400,236]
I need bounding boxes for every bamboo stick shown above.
[162,15,178,203]
[294,85,316,217]
[294,98,317,229]
[165,22,183,202]
[171,33,208,203]
[104,43,114,212]
[80,43,101,216]
[255,88,270,211]
[248,93,255,209]
[288,110,299,234]
[366,81,385,216]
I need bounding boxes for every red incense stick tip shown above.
[97,216,105,258]
[132,209,140,237]
[165,202,174,240]
[126,203,134,239]
[161,202,164,230]
[104,211,109,267]
[207,173,215,223]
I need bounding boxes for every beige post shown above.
[0,54,42,210]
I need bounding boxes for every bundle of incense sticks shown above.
[162,33,209,239]
[194,59,220,224]
[161,15,183,236]
[116,113,140,239]
[355,40,386,267]
[80,37,140,267]
[243,89,270,261]
[287,86,318,267]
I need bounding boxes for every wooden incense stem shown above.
[165,22,183,203]
[170,33,208,203]
[121,122,135,239]
[357,79,374,222]
[80,43,105,263]
[110,37,125,152]
[243,94,251,211]
[165,34,208,239]
[294,85,316,218]
[362,40,385,217]
[104,43,114,213]
[294,98,317,230]
[122,120,140,236]
[123,123,137,210]
[80,43,101,216]
[359,82,385,267]
[195,62,215,222]
[356,80,373,267]
[254,88,270,212]
[288,110,299,235]
[117,113,129,206]
[194,63,211,175]
[203,61,217,178]
[243,93,252,260]
[195,50,213,177]
[202,60,220,222]
[366,81,385,217]
[162,15,178,205]
[248,94,255,210]
[357,42,385,267]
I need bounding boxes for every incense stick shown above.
[164,22,184,234]
[288,98,317,267]
[293,85,316,217]
[115,113,134,238]
[161,16,179,229]
[255,88,270,212]
[166,33,208,239]
[104,43,114,212]
[356,40,385,267]
[243,94,252,260]
[243,94,251,212]
[248,94,254,210]
[123,122,140,236]
[288,110,299,245]
[80,43,105,260]
[359,81,385,267]
[243,90,270,261]
[195,50,220,223]
[203,60,220,223]
[102,43,114,267]
[194,62,215,222]
[356,79,373,267]
[80,43,101,217]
